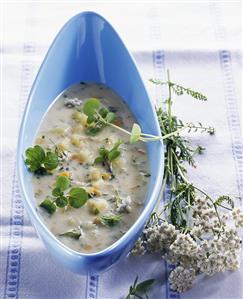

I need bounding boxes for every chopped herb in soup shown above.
[26,83,150,253]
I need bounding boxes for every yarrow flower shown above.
[168,266,196,292]
[170,233,199,256]
[232,208,243,227]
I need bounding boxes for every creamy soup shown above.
[30,82,149,253]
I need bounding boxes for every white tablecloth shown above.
[1,2,242,299]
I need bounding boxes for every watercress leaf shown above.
[99,214,122,227]
[39,199,56,214]
[25,145,45,172]
[105,112,115,123]
[68,187,88,208]
[135,279,155,294]
[59,228,81,240]
[56,176,70,191]
[94,156,104,164]
[87,115,96,124]
[83,98,100,117]
[85,126,102,136]
[55,195,68,208]
[108,150,120,161]
[52,187,63,197]
[130,123,141,144]
[99,107,109,118]
[44,151,59,170]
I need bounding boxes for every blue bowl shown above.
[17,12,164,275]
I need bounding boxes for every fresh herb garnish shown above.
[59,228,81,240]
[39,176,88,213]
[25,145,59,174]
[98,214,122,227]
[94,140,123,174]
[68,187,88,208]
[125,276,155,299]
[39,198,56,214]
[83,98,116,135]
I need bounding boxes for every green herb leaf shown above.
[99,107,109,118]
[83,98,100,117]
[94,156,104,164]
[130,123,141,144]
[85,126,102,136]
[105,112,115,123]
[55,195,68,208]
[43,151,59,170]
[25,145,45,172]
[59,228,81,240]
[68,187,88,208]
[52,187,63,197]
[98,214,122,227]
[135,279,155,294]
[107,150,120,161]
[39,199,56,214]
[56,176,70,191]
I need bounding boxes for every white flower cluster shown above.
[130,196,243,293]
[64,97,83,108]
[170,233,199,256]
[168,266,196,292]
[232,208,243,227]
[130,237,146,256]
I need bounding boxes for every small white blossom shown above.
[169,266,196,292]
[232,208,243,227]
[145,222,177,253]
[170,233,199,256]
[131,238,146,256]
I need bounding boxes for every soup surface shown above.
[31,82,150,253]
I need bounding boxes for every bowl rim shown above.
[17,11,164,258]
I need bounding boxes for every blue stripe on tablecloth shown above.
[4,171,24,299]
[219,50,243,198]
[86,275,99,299]
[4,41,36,299]
[152,50,180,299]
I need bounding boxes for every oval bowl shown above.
[17,11,164,275]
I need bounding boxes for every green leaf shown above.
[85,126,102,136]
[68,187,88,208]
[135,279,155,294]
[94,156,104,164]
[99,107,109,118]
[59,228,81,240]
[83,98,100,117]
[52,187,63,197]
[105,112,115,123]
[56,176,70,191]
[25,145,45,172]
[39,199,56,214]
[99,146,109,157]
[130,123,141,144]
[98,214,122,227]
[87,115,96,124]
[108,150,120,161]
[55,195,68,208]
[43,151,59,170]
